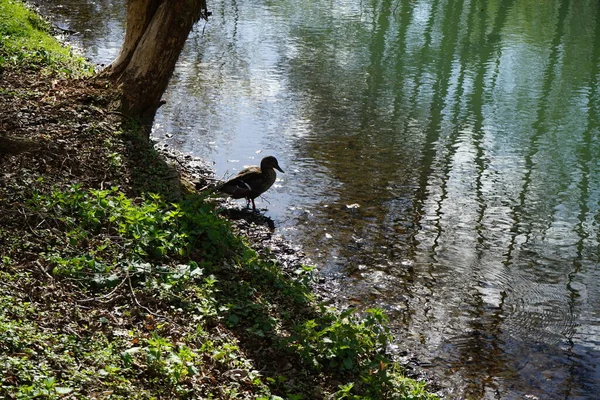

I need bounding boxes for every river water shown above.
[34,0,600,398]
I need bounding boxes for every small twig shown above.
[34,217,48,230]
[62,325,81,339]
[196,183,216,192]
[105,235,127,242]
[100,173,109,190]
[76,274,128,303]
[2,280,24,293]
[34,260,53,281]
[127,271,164,318]
[259,195,272,206]
[59,152,72,170]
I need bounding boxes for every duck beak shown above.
[275,165,284,173]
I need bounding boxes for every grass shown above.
[0,1,440,398]
[0,0,92,74]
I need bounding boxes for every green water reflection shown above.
[169,1,600,398]
[164,0,600,398]
[272,1,600,398]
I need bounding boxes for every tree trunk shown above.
[102,0,208,139]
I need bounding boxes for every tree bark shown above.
[102,0,208,139]
[102,0,159,79]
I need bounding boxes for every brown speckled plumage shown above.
[218,156,284,210]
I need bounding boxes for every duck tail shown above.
[217,179,252,199]
[195,181,220,194]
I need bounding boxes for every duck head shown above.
[261,156,284,173]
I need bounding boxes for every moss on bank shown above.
[0,1,439,398]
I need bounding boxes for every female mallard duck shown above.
[218,156,284,210]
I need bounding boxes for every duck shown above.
[218,156,284,210]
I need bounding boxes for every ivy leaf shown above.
[343,357,354,370]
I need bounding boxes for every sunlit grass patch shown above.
[0,0,92,74]
[30,185,239,273]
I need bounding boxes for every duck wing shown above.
[218,166,263,199]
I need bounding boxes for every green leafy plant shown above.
[31,185,241,281]
[290,307,391,373]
